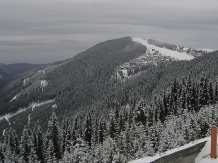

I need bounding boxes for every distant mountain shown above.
[0,63,49,77]
[0,69,10,88]
[0,63,49,88]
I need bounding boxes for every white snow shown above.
[0,99,55,125]
[52,104,57,109]
[4,115,10,125]
[9,94,19,102]
[132,38,194,61]
[122,69,128,77]
[129,137,209,163]
[23,78,30,86]
[2,129,6,136]
[30,99,55,111]
[28,114,31,124]
[41,80,48,88]
[195,135,218,163]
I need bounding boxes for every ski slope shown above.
[132,38,194,61]
[129,137,209,163]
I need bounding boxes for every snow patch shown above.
[121,69,128,77]
[23,78,30,86]
[132,38,194,61]
[30,100,55,111]
[5,115,10,125]
[52,104,57,109]
[129,137,209,163]
[28,114,31,124]
[2,129,6,136]
[10,94,20,103]
[41,80,48,90]
[0,99,55,124]
[195,136,218,163]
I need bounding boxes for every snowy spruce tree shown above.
[45,112,61,161]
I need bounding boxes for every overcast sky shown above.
[0,0,218,64]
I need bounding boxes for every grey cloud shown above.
[0,0,218,63]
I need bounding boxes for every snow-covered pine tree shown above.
[28,146,39,163]
[215,83,218,104]
[204,76,210,105]
[109,117,116,139]
[209,82,214,104]
[27,128,40,163]
[36,126,44,163]
[61,116,69,154]
[84,112,93,147]
[2,128,20,162]
[98,119,104,144]
[20,126,31,162]
[0,146,5,163]
[46,139,57,163]
[91,118,99,147]
[64,125,72,154]
[45,112,61,161]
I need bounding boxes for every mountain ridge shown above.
[0,36,147,135]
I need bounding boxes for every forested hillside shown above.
[0,70,10,89]
[0,36,217,162]
[1,75,218,162]
[0,37,147,136]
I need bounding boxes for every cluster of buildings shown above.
[114,50,176,80]
[175,47,202,57]
[113,45,203,81]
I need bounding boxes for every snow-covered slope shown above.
[112,38,196,81]
[132,38,194,61]
[129,137,209,163]
[195,136,218,163]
